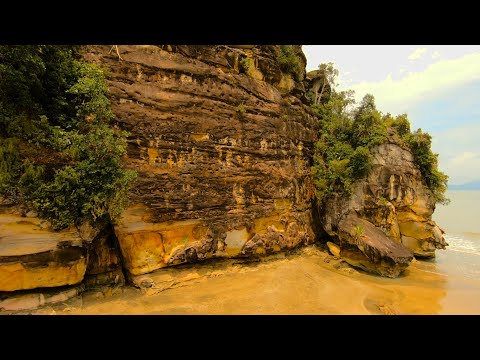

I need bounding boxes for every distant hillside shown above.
[449,180,480,190]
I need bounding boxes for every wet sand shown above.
[24,245,480,315]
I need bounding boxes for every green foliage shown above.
[310,62,448,206]
[235,104,246,113]
[351,146,372,178]
[67,60,114,125]
[278,46,302,81]
[403,129,449,204]
[0,45,136,229]
[390,114,411,137]
[311,90,379,203]
[19,125,136,229]
[0,138,20,192]
[351,94,388,148]
[309,62,339,105]
[353,224,365,238]
[318,63,338,86]
[239,57,253,75]
[0,46,82,132]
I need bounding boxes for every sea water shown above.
[433,190,480,279]
[432,190,480,312]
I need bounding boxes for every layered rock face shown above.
[0,206,88,292]
[321,133,447,277]
[85,45,318,277]
[0,201,124,300]
[362,135,447,258]
[0,45,448,305]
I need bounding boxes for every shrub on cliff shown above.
[351,94,388,148]
[403,129,449,204]
[0,45,136,229]
[311,91,384,203]
[389,113,411,137]
[310,63,448,206]
[278,46,302,81]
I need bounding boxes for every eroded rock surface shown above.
[85,45,318,276]
[84,226,125,287]
[364,136,447,257]
[321,134,447,276]
[336,214,413,277]
[0,45,451,313]
[0,204,124,293]
[0,284,84,311]
[0,211,87,292]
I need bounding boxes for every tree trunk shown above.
[109,45,123,61]
[316,77,327,105]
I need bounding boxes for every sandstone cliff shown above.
[0,45,448,311]
[80,45,319,279]
[2,45,320,307]
[319,131,447,277]
[0,201,124,310]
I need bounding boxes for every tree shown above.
[352,94,387,148]
[0,45,136,229]
[312,62,339,105]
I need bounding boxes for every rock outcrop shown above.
[334,213,413,277]
[0,201,124,299]
[0,284,84,311]
[85,45,318,277]
[0,45,449,308]
[0,209,88,292]
[320,132,447,276]
[363,134,447,258]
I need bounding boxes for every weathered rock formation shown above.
[0,201,124,310]
[0,46,449,310]
[0,207,88,292]
[83,225,125,288]
[319,132,447,277]
[84,45,318,278]
[365,134,447,257]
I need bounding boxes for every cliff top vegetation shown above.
[310,63,449,205]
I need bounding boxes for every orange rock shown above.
[0,213,88,292]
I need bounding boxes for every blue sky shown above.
[303,45,480,185]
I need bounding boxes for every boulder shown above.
[336,213,413,278]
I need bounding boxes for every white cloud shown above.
[302,46,480,183]
[451,151,478,166]
[432,123,480,184]
[408,47,428,60]
[347,52,480,115]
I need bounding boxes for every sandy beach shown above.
[20,244,479,315]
